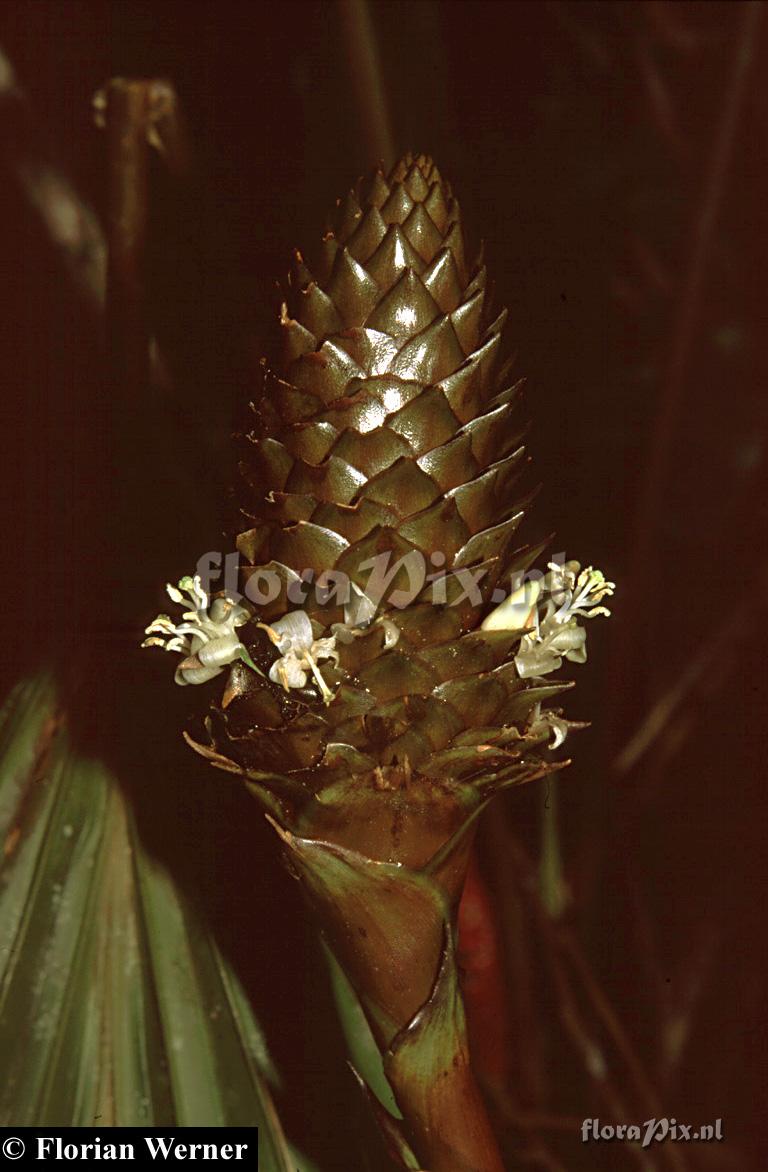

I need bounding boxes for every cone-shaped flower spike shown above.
[145,153,614,1171]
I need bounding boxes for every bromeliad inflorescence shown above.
[143,573,345,700]
[142,153,618,1172]
[144,558,614,722]
[144,574,403,704]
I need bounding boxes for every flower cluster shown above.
[143,570,402,704]
[142,576,255,686]
[143,559,613,725]
[482,560,615,680]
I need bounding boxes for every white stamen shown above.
[482,561,615,680]
[143,573,255,686]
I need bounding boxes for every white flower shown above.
[515,561,615,678]
[257,610,340,703]
[483,560,615,679]
[515,618,588,678]
[257,588,400,705]
[143,575,256,686]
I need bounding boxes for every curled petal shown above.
[514,644,562,679]
[269,653,309,690]
[209,597,250,627]
[175,656,223,686]
[197,633,244,668]
[549,623,586,655]
[267,610,314,655]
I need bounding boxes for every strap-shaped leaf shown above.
[0,674,315,1172]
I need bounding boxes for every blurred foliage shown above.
[0,674,316,1170]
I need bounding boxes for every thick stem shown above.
[275,804,508,1170]
[391,1059,506,1172]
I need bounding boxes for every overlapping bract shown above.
[198,153,563,826]
[175,152,578,1172]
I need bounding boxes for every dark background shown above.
[0,2,765,1168]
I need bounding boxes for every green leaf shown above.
[323,943,401,1120]
[0,673,315,1171]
